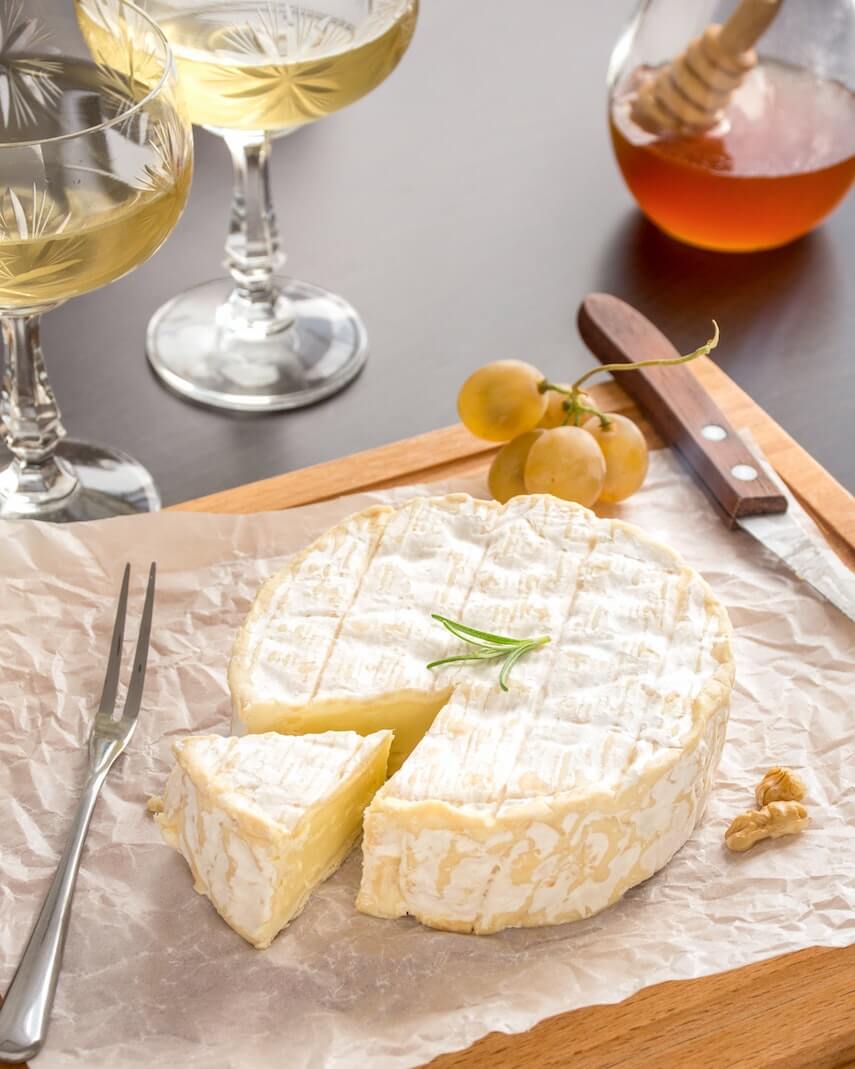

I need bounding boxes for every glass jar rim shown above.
[0,0,177,151]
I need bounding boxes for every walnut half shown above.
[725,800,810,853]
[755,766,806,808]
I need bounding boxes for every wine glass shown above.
[141,0,418,412]
[607,0,855,251]
[0,0,192,521]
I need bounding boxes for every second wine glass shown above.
[142,0,418,411]
[0,0,192,521]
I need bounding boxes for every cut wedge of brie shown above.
[230,493,734,935]
[154,730,392,947]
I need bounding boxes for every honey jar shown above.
[608,0,855,251]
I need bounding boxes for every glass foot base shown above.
[145,277,369,412]
[0,440,161,522]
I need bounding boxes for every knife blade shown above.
[738,511,855,622]
[577,293,855,623]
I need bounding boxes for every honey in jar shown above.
[610,60,855,252]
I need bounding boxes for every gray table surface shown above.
[30,0,855,504]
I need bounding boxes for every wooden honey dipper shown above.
[631,0,784,136]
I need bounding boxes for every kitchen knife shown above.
[577,293,855,623]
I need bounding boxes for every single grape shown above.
[539,387,595,428]
[523,427,605,508]
[582,414,649,503]
[488,430,543,503]
[458,361,548,442]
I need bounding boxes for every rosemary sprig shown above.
[426,614,550,691]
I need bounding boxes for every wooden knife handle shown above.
[577,293,787,525]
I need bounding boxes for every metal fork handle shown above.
[0,770,107,1063]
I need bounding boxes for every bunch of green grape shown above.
[457,324,719,509]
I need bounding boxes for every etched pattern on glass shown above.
[76,0,166,111]
[0,1,62,128]
[133,116,188,194]
[0,185,82,297]
[219,2,354,61]
[0,185,70,242]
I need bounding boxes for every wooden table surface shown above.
[3,0,851,505]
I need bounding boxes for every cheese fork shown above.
[0,563,156,1064]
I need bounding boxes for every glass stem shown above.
[221,132,293,334]
[0,314,78,509]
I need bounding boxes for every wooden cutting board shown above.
[170,357,855,1069]
[4,363,849,1069]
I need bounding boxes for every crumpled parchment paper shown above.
[1,447,853,1069]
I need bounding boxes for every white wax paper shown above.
[0,448,853,1069]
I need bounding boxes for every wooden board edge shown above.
[167,381,646,515]
[170,363,852,564]
[692,359,854,551]
[168,423,494,515]
[423,943,855,1069]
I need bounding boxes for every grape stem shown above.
[538,323,718,433]
[570,321,720,391]
[566,401,610,427]
[538,382,612,428]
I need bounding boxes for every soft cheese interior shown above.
[230,494,734,935]
[154,731,392,947]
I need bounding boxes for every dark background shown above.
[30,0,855,504]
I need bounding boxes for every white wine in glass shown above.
[0,0,193,521]
[160,2,417,132]
[140,0,418,411]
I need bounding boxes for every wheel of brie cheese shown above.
[230,493,734,935]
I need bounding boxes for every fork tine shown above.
[96,564,130,718]
[119,562,156,724]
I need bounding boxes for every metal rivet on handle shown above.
[702,424,727,440]
[731,464,758,481]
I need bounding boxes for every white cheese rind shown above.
[154,730,392,947]
[230,494,734,934]
[358,674,730,932]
